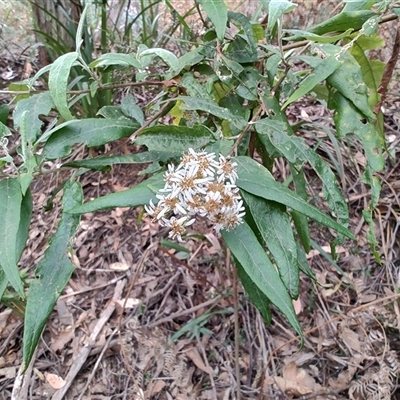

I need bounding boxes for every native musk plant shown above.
[0,0,396,369]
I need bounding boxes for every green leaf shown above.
[331,92,383,258]
[0,121,11,139]
[96,105,128,120]
[0,178,24,297]
[139,48,179,71]
[255,119,349,227]
[177,96,247,129]
[41,119,139,160]
[296,242,315,280]
[27,65,52,90]
[291,170,311,253]
[361,167,381,261]
[362,199,380,261]
[63,151,179,171]
[236,68,261,101]
[19,156,38,196]
[68,173,164,214]
[180,73,214,100]
[360,15,380,36]
[236,261,271,324]
[343,1,375,11]
[307,10,376,35]
[225,34,258,64]
[135,125,216,152]
[222,222,302,339]
[23,181,82,370]
[198,0,228,41]
[310,239,348,277]
[282,55,342,109]
[0,104,9,125]
[260,0,271,10]
[220,90,244,116]
[227,11,257,55]
[170,309,231,341]
[121,94,144,125]
[14,92,55,143]
[323,44,375,121]
[90,53,142,69]
[284,28,354,43]
[75,3,89,52]
[48,52,79,121]
[267,0,297,35]
[242,191,300,299]
[168,47,205,78]
[160,239,190,253]
[16,189,33,263]
[350,35,385,107]
[0,270,7,301]
[235,156,354,239]
[9,82,30,101]
[331,93,383,172]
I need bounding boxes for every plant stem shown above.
[279,13,398,53]
[0,80,168,96]
[228,106,264,157]
[231,249,241,400]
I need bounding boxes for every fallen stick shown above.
[52,278,126,400]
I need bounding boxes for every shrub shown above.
[0,0,397,369]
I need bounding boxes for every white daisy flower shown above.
[144,148,245,241]
[162,216,196,242]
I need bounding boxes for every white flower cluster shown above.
[145,148,245,242]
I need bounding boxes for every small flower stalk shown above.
[145,148,245,241]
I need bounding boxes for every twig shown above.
[52,279,126,400]
[271,63,290,97]
[374,19,400,115]
[278,13,399,53]
[266,292,400,368]
[0,314,23,356]
[11,347,38,400]
[117,244,156,393]
[59,275,125,299]
[76,327,119,400]
[198,338,218,400]
[299,388,349,400]
[100,97,176,158]
[159,246,219,290]
[195,0,207,28]
[146,295,222,328]
[0,80,167,96]
[231,249,241,400]
[128,98,176,142]
[228,106,264,157]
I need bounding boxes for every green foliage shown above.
[0,179,24,297]
[0,0,395,367]
[23,181,82,371]
[222,221,302,339]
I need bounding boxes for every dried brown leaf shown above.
[340,327,361,353]
[0,366,17,379]
[145,380,166,397]
[50,327,75,352]
[109,261,130,271]
[266,362,322,397]
[45,372,66,389]
[56,298,74,326]
[186,347,212,374]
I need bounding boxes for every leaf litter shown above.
[1,2,400,399]
[1,136,399,399]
